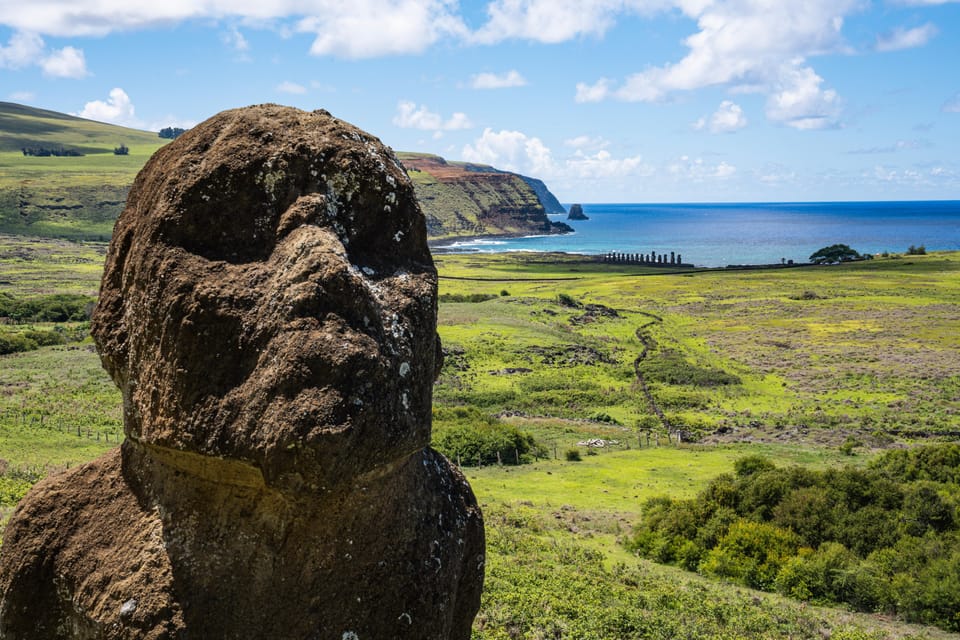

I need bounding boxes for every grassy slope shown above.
[434,253,960,444]
[0,106,561,242]
[0,102,168,240]
[2,241,959,638]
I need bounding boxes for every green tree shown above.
[809,244,862,264]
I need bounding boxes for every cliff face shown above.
[398,153,571,240]
[0,103,569,242]
[521,176,565,214]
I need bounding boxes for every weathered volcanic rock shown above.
[0,105,485,639]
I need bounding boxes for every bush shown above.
[0,293,94,322]
[699,520,800,589]
[556,293,580,308]
[433,412,543,466]
[565,448,582,462]
[906,244,926,255]
[0,332,37,355]
[624,447,960,631]
[734,455,776,478]
[22,329,65,347]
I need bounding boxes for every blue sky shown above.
[1,0,959,202]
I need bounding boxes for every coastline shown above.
[428,229,578,254]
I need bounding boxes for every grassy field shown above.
[1,240,959,638]
[433,252,960,447]
[0,102,167,240]
[0,104,561,242]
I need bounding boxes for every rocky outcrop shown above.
[399,153,571,239]
[0,104,484,639]
[567,203,589,220]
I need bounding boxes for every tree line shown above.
[627,444,960,631]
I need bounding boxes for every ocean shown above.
[433,201,960,268]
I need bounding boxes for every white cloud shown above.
[755,164,797,186]
[393,100,473,131]
[566,149,652,179]
[224,25,250,52]
[876,23,938,52]
[462,128,653,181]
[471,0,668,44]
[575,78,612,103]
[942,93,960,113]
[462,128,556,175]
[563,135,609,151]
[579,0,855,128]
[276,80,307,94]
[76,88,139,127]
[764,63,841,130]
[470,69,527,89]
[41,45,87,77]
[696,100,747,133]
[847,139,930,154]
[9,90,35,102]
[0,31,88,77]
[296,0,467,58]
[0,31,44,69]
[0,1,466,58]
[668,155,736,181]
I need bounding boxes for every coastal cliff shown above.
[398,152,571,240]
[0,103,570,242]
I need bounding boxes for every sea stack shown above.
[0,105,485,639]
[567,203,589,220]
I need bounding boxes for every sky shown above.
[1,0,959,203]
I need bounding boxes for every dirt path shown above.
[632,311,671,432]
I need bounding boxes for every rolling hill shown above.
[0,103,568,241]
[0,102,169,240]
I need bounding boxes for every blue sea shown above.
[433,201,960,267]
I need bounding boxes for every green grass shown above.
[0,103,167,240]
[0,107,557,242]
[434,252,960,447]
[2,240,960,637]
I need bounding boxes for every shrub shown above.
[0,293,94,322]
[906,244,926,255]
[839,435,861,456]
[556,293,580,308]
[565,448,582,462]
[734,455,776,478]
[433,412,543,466]
[0,332,37,355]
[700,520,801,589]
[22,329,65,347]
[589,412,620,424]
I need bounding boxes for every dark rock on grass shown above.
[570,303,620,325]
[0,104,484,640]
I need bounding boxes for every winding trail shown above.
[632,311,671,432]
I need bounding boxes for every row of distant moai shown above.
[602,250,685,266]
